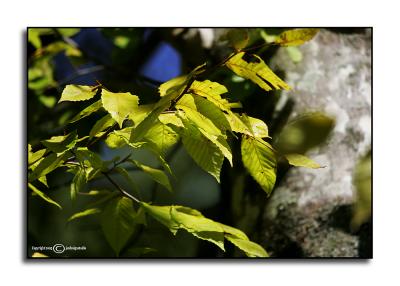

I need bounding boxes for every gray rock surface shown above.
[262,29,371,257]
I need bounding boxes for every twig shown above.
[102,172,140,203]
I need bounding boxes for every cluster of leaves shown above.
[28,28,321,258]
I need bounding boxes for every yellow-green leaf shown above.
[70,168,87,200]
[101,197,140,256]
[226,52,290,91]
[225,234,268,257]
[142,120,179,156]
[89,114,115,138]
[28,151,70,182]
[159,75,187,97]
[189,80,232,112]
[275,28,319,46]
[69,100,103,123]
[140,203,180,235]
[41,131,78,153]
[28,182,62,209]
[28,146,46,166]
[285,153,322,169]
[241,137,277,195]
[101,89,139,128]
[59,85,97,102]
[130,160,172,192]
[68,208,101,222]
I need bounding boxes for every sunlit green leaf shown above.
[57,28,80,37]
[59,85,97,103]
[69,100,103,123]
[101,196,139,256]
[28,145,46,166]
[29,151,70,182]
[173,118,224,182]
[70,168,86,200]
[75,147,103,170]
[285,153,322,169]
[28,183,62,209]
[226,52,290,91]
[225,234,268,257]
[129,160,172,192]
[159,75,187,97]
[101,89,139,128]
[67,208,101,222]
[140,203,179,235]
[241,136,277,195]
[89,114,115,138]
[28,29,41,49]
[189,80,232,112]
[41,130,78,153]
[275,28,319,46]
[142,120,179,156]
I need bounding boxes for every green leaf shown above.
[174,118,224,182]
[59,85,97,102]
[227,29,249,51]
[89,114,115,138]
[101,89,139,128]
[128,104,154,125]
[177,93,231,132]
[130,106,166,142]
[227,113,269,138]
[241,137,277,195]
[141,203,224,251]
[159,75,187,97]
[275,28,319,46]
[29,151,70,182]
[101,196,139,256]
[28,29,41,49]
[115,166,139,194]
[226,52,291,91]
[28,146,46,166]
[41,131,78,153]
[225,234,268,257]
[67,208,101,222]
[69,100,103,123]
[70,168,86,200]
[140,203,180,235]
[159,113,184,128]
[105,132,127,149]
[285,153,322,169]
[351,151,371,231]
[130,160,172,192]
[28,182,62,209]
[189,80,232,112]
[170,206,225,251]
[217,223,248,240]
[142,120,179,156]
[75,147,103,170]
[57,28,80,37]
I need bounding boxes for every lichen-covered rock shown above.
[262,29,371,257]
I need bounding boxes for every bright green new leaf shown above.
[174,119,224,182]
[189,80,232,112]
[130,160,172,192]
[59,85,97,103]
[275,28,319,46]
[57,28,80,37]
[28,29,41,49]
[140,203,180,235]
[29,151,70,182]
[101,89,139,128]
[75,147,103,170]
[41,130,78,153]
[285,153,322,169]
[225,234,268,257]
[217,223,248,240]
[105,132,127,149]
[226,52,290,91]
[227,28,249,51]
[28,146,46,166]
[38,175,48,187]
[28,182,62,209]
[129,104,154,125]
[178,94,231,132]
[101,196,139,256]
[159,75,187,97]
[69,100,103,123]
[70,168,86,200]
[241,137,277,195]
[89,114,115,138]
[159,113,184,127]
[130,106,166,142]
[142,120,179,156]
[67,208,101,222]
